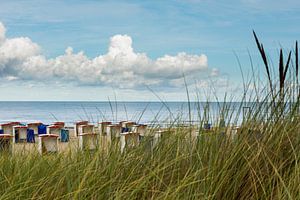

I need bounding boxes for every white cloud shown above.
[5,75,18,81]
[0,22,213,89]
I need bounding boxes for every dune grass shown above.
[0,34,299,199]
[0,117,299,200]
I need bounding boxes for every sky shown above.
[0,0,299,101]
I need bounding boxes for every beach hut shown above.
[120,131,140,153]
[51,122,69,142]
[132,124,148,141]
[28,122,43,133]
[1,122,20,135]
[106,124,121,144]
[38,134,59,154]
[12,126,36,153]
[36,125,61,154]
[98,121,112,136]
[12,126,28,143]
[47,125,62,135]
[121,121,136,133]
[74,121,89,137]
[28,122,43,141]
[97,122,112,150]
[78,124,97,150]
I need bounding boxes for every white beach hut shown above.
[47,125,62,135]
[1,122,20,135]
[74,121,89,137]
[132,124,148,142]
[106,124,121,144]
[12,125,28,143]
[37,125,61,154]
[120,131,140,153]
[120,121,136,134]
[98,121,112,136]
[78,124,97,150]
[38,134,59,154]
[12,125,37,153]
[132,124,147,135]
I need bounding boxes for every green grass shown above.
[0,117,300,199]
[0,33,299,199]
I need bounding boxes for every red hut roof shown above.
[27,122,43,126]
[75,121,89,125]
[81,124,94,127]
[1,122,20,127]
[54,122,65,125]
[99,121,112,125]
[14,126,27,129]
[48,125,62,129]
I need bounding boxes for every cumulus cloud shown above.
[0,22,213,89]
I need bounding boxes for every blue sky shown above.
[0,0,299,101]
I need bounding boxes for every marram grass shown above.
[0,114,300,199]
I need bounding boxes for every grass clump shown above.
[0,120,300,200]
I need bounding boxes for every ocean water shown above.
[0,101,246,126]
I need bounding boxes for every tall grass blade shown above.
[253,31,273,96]
[296,41,299,80]
[284,51,291,81]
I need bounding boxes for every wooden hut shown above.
[12,125,28,143]
[12,125,36,153]
[98,121,112,136]
[121,121,136,132]
[120,131,140,153]
[74,121,88,137]
[38,134,59,154]
[106,124,121,144]
[1,122,20,135]
[47,125,62,135]
[78,124,97,150]
[132,124,147,135]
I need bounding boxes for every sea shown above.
[0,101,247,126]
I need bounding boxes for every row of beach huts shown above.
[0,120,241,155]
[0,120,174,154]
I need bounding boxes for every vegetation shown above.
[0,33,299,199]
